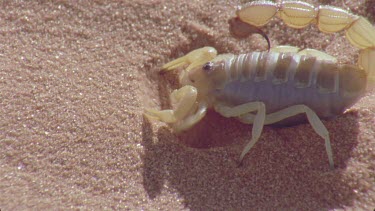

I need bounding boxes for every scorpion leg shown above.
[237,105,334,169]
[144,85,198,124]
[214,102,266,164]
[359,48,375,83]
[162,47,217,72]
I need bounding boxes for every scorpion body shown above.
[144,1,375,169]
[212,51,367,124]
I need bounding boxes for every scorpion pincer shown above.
[145,1,375,169]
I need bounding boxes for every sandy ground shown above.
[0,0,374,210]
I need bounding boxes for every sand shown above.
[0,0,374,210]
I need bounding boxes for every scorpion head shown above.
[161,47,236,105]
[179,61,216,100]
[179,53,234,100]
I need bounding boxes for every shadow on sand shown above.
[142,109,361,210]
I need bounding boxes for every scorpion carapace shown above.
[145,1,375,169]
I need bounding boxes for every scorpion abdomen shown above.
[213,51,367,123]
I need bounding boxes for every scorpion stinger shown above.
[229,17,271,52]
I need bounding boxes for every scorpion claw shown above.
[162,56,188,72]
[162,47,218,72]
[144,108,177,123]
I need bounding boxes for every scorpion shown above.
[144,0,375,169]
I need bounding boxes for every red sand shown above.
[0,0,374,210]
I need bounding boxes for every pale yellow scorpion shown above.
[145,1,375,169]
